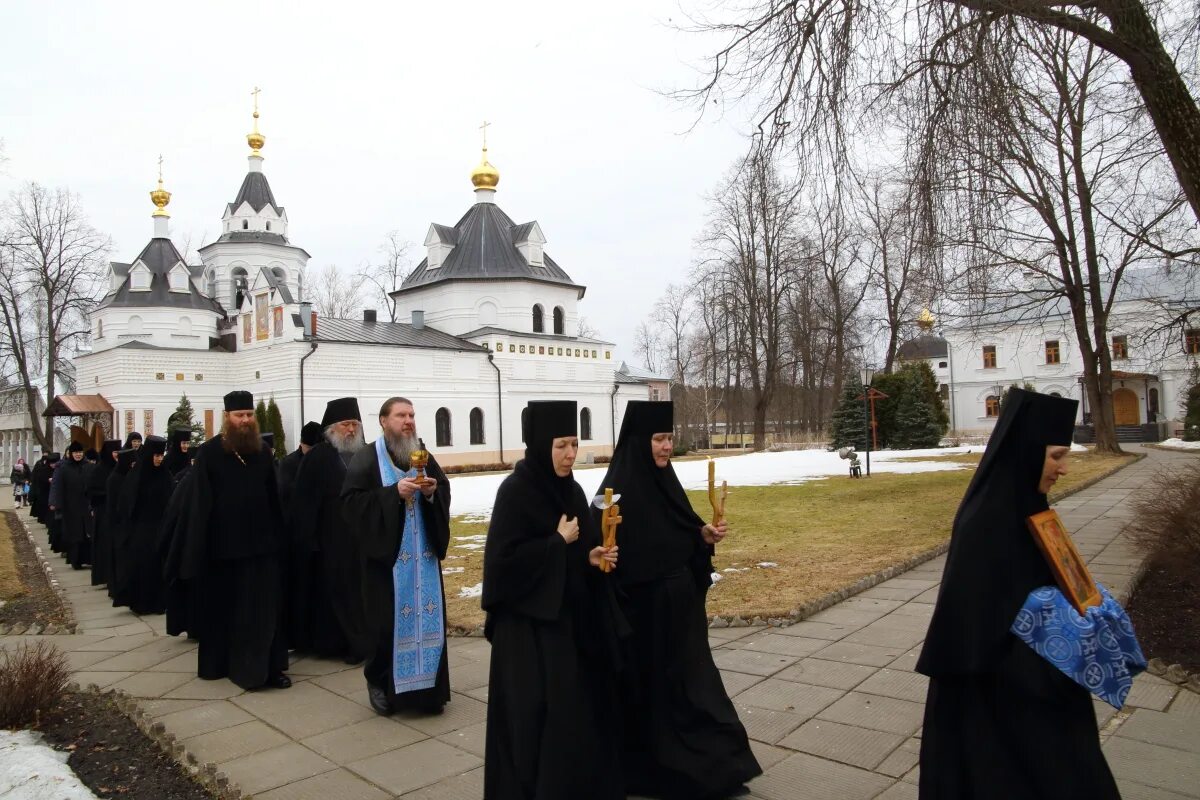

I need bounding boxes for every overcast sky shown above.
[0,1,753,362]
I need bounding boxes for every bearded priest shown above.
[342,396,451,715]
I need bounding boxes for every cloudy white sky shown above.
[0,1,753,360]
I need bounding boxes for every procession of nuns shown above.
[24,389,1148,799]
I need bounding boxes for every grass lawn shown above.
[439,448,1137,629]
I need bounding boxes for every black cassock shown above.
[916,389,1120,799]
[287,441,371,660]
[159,467,199,637]
[595,401,760,800]
[30,459,51,524]
[482,459,626,800]
[341,442,451,711]
[104,452,136,600]
[86,453,116,586]
[165,436,288,689]
[277,447,303,514]
[55,459,93,570]
[112,449,170,614]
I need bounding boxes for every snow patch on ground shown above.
[756,562,779,568]
[1158,438,1200,451]
[710,572,723,583]
[442,567,465,574]
[458,582,483,598]
[446,447,976,522]
[0,730,98,799]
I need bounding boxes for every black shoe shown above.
[264,673,292,689]
[367,683,392,716]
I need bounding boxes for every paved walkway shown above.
[3,445,1199,799]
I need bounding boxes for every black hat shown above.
[321,397,362,427]
[616,401,674,449]
[523,401,578,447]
[67,441,85,453]
[144,436,168,456]
[47,452,61,463]
[261,432,275,448]
[300,421,323,446]
[170,428,192,445]
[100,439,122,459]
[116,449,137,470]
[224,390,255,412]
[84,448,99,460]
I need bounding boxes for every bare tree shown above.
[633,319,662,373]
[577,316,601,339]
[309,263,365,320]
[0,183,110,450]
[356,231,414,322]
[678,0,1200,224]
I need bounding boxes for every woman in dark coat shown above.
[916,388,1120,798]
[104,448,137,599]
[112,436,171,614]
[595,400,760,800]
[482,400,624,800]
[87,440,121,586]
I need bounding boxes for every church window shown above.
[985,396,1000,417]
[1150,388,1160,417]
[131,268,150,291]
[940,384,949,403]
[266,221,272,231]
[469,408,485,445]
[557,347,563,356]
[242,220,249,230]
[128,315,145,335]
[1112,335,1128,360]
[592,350,598,359]
[533,304,545,333]
[435,407,452,448]
[169,268,188,292]
[520,345,526,353]
[938,361,947,369]
[96,319,103,338]
[1185,329,1200,355]
[575,349,581,357]
[605,351,611,360]
[1049,392,1062,398]
[509,345,516,353]
[580,408,592,441]
[178,316,192,336]
[1045,340,1060,364]
[982,345,997,368]
[553,307,565,335]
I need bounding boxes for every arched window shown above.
[985,396,1000,417]
[580,407,592,440]
[242,219,249,230]
[272,267,287,282]
[553,306,565,335]
[521,407,530,443]
[265,221,272,231]
[533,304,545,333]
[435,407,452,447]
[470,407,485,445]
[1049,392,1063,398]
[128,315,144,335]
[178,316,192,336]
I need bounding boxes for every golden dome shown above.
[247,87,265,155]
[917,308,935,330]
[150,156,171,217]
[471,147,500,190]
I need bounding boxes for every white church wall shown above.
[90,307,220,354]
[393,281,581,337]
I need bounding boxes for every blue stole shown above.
[1011,584,1146,708]
[374,438,445,694]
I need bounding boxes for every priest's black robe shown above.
[53,458,93,570]
[30,459,51,524]
[46,464,66,553]
[287,441,371,660]
[916,389,1119,799]
[164,435,287,689]
[158,468,198,637]
[86,455,115,586]
[112,450,171,614]
[482,459,626,800]
[104,455,135,600]
[595,401,760,800]
[341,442,451,712]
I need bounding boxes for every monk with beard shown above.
[164,390,290,690]
[342,396,451,715]
[286,397,372,662]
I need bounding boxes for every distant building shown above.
[0,387,46,475]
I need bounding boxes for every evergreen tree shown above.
[870,371,910,448]
[166,393,205,443]
[255,399,269,433]
[266,397,287,458]
[829,381,868,450]
[1182,362,1200,441]
[892,391,944,449]
[900,361,950,436]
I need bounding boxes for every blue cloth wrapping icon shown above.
[1011,584,1146,708]
[374,437,445,695]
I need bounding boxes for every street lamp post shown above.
[859,366,875,477]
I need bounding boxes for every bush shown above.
[0,640,70,729]
[1126,462,1200,559]
[673,444,689,457]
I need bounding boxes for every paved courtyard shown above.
[3,445,1198,799]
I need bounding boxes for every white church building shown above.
[73,113,665,466]
[898,272,1200,442]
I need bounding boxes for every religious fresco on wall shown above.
[242,313,252,344]
[273,306,283,338]
[255,294,269,341]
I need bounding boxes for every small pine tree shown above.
[255,399,269,434]
[900,361,950,437]
[892,391,944,449]
[266,397,287,458]
[870,371,910,449]
[166,394,205,443]
[829,381,868,450]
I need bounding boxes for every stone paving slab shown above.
[5,445,1200,799]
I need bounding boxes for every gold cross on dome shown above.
[251,86,261,115]
[479,120,491,150]
[157,154,164,183]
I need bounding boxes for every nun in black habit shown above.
[86,440,122,586]
[112,436,170,614]
[29,455,52,523]
[482,400,625,800]
[162,428,193,478]
[51,442,93,570]
[595,400,760,800]
[916,388,1120,799]
[104,449,137,599]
